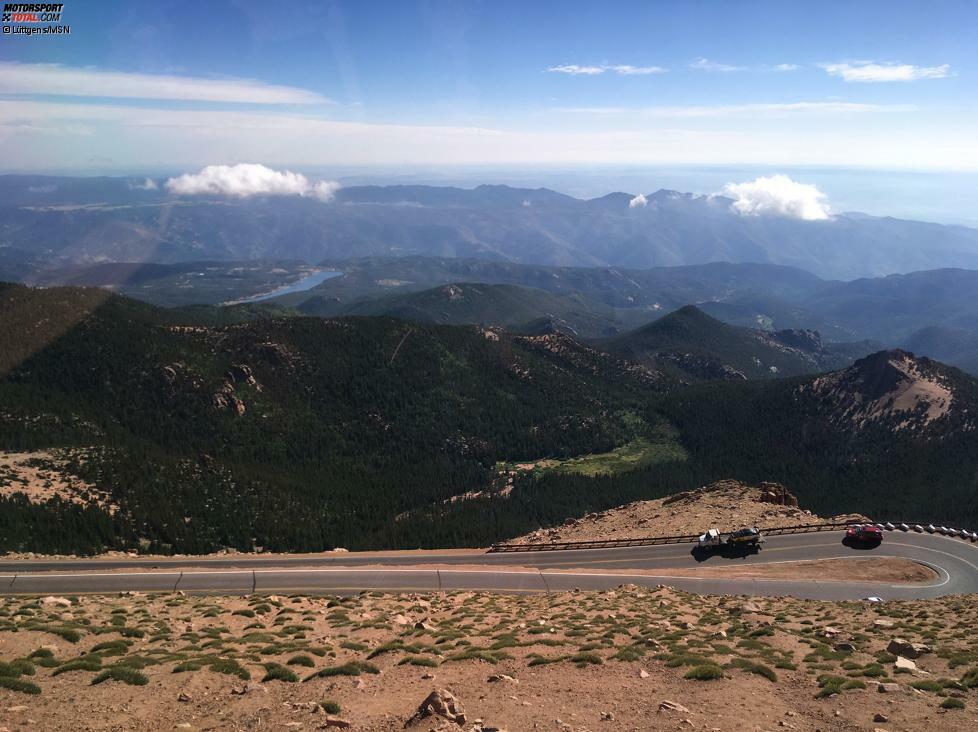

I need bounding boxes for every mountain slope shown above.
[602,305,868,381]
[315,282,630,337]
[0,282,670,554]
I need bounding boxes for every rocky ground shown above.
[2,587,978,731]
[511,480,869,546]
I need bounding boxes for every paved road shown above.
[1,531,976,600]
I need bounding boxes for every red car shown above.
[846,524,883,545]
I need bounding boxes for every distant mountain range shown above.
[5,176,978,280]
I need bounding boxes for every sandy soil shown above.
[1,586,976,731]
[511,480,870,546]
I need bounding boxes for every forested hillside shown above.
[2,283,978,555]
[0,283,667,554]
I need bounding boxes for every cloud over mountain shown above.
[165,164,340,201]
[721,174,831,221]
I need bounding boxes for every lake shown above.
[237,269,342,303]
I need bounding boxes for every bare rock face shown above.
[407,689,466,727]
[756,482,799,507]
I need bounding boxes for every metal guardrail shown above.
[488,520,861,553]
[488,520,978,553]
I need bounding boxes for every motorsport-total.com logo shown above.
[2,3,70,36]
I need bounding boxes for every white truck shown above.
[696,526,763,552]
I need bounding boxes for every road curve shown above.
[1,531,977,600]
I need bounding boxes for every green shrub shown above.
[320,700,341,714]
[52,657,103,675]
[685,664,723,681]
[961,667,978,688]
[262,663,298,683]
[287,654,315,667]
[208,658,250,680]
[911,679,947,692]
[612,646,645,662]
[398,655,439,667]
[303,661,379,681]
[91,640,130,656]
[92,666,148,686]
[941,697,965,709]
[569,651,602,666]
[0,677,41,695]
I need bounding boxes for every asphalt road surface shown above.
[2,531,976,600]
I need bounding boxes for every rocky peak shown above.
[805,350,956,432]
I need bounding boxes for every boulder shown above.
[894,656,917,671]
[877,683,901,693]
[887,638,931,659]
[409,689,466,726]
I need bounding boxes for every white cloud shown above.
[628,193,648,208]
[720,175,831,221]
[546,64,667,76]
[607,65,668,75]
[690,58,747,72]
[165,164,340,201]
[128,177,158,190]
[820,62,950,82]
[546,64,606,75]
[556,101,915,117]
[0,62,328,104]
[774,64,800,72]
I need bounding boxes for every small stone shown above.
[487,674,518,685]
[659,700,690,714]
[877,683,901,693]
[600,711,614,721]
[638,669,650,679]
[177,692,192,703]
[874,714,889,723]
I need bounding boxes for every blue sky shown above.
[0,0,975,172]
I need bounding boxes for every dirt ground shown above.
[511,480,869,546]
[2,586,977,731]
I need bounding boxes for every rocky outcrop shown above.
[802,350,958,433]
[407,689,466,727]
[756,482,799,507]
